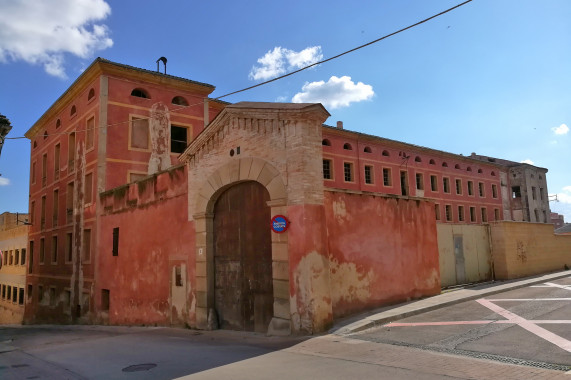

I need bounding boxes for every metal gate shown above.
[213,181,273,332]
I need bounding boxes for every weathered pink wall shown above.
[324,190,440,318]
[98,165,196,326]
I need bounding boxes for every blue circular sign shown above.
[271,215,289,233]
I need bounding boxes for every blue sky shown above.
[0,0,570,220]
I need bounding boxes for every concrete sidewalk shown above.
[332,269,571,335]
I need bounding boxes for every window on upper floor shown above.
[344,162,354,182]
[364,146,372,153]
[531,186,536,200]
[434,204,441,220]
[512,186,521,198]
[458,206,465,221]
[86,117,95,150]
[364,165,373,184]
[430,175,438,191]
[468,181,474,196]
[416,173,424,190]
[443,177,450,193]
[445,205,452,221]
[171,125,188,154]
[131,88,150,98]
[322,139,331,146]
[130,117,149,150]
[470,207,476,222]
[382,150,390,157]
[492,184,498,199]
[481,207,488,222]
[383,168,392,186]
[172,96,188,106]
[479,182,485,197]
[429,159,436,165]
[343,143,352,150]
[88,88,95,101]
[323,159,332,180]
[455,179,462,195]
[414,156,421,163]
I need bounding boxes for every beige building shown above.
[0,212,29,324]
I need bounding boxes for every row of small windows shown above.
[435,204,501,223]
[27,231,91,273]
[1,248,26,266]
[130,88,190,106]
[322,139,496,176]
[323,159,499,198]
[0,284,24,306]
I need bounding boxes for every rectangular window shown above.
[343,162,353,182]
[18,288,24,305]
[49,287,56,306]
[434,204,441,220]
[83,229,91,262]
[29,241,34,273]
[66,182,74,223]
[415,173,424,190]
[68,132,76,173]
[443,178,450,193]
[21,248,26,265]
[430,175,438,191]
[534,209,539,221]
[42,153,47,187]
[458,206,464,221]
[470,206,476,222]
[66,233,73,262]
[543,210,547,223]
[85,173,93,204]
[130,117,149,149]
[171,125,188,153]
[32,161,36,184]
[455,179,462,195]
[494,208,500,221]
[2,285,5,299]
[15,249,19,265]
[492,184,498,199]
[445,205,452,221]
[65,290,71,308]
[41,196,46,230]
[322,159,332,180]
[39,238,45,264]
[101,289,110,311]
[531,186,536,200]
[175,266,183,287]
[54,144,60,180]
[53,189,59,227]
[12,286,17,303]
[7,286,11,302]
[86,117,95,150]
[540,188,544,200]
[30,201,35,225]
[38,285,44,303]
[512,186,521,198]
[383,168,392,186]
[400,171,408,196]
[8,250,13,265]
[112,227,119,256]
[481,207,488,222]
[364,165,373,184]
[52,236,58,264]
[479,182,485,197]
[28,284,33,301]
[467,181,474,196]
[3,251,6,265]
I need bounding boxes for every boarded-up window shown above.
[86,117,95,149]
[85,173,93,204]
[130,117,149,149]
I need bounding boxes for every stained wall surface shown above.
[324,190,440,318]
[490,221,571,279]
[437,224,492,287]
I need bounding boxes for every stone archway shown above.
[192,157,291,335]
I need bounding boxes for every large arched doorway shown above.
[213,181,274,332]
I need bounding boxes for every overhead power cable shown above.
[4,0,472,141]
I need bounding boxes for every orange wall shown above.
[324,190,440,318]
[97,165,196,326]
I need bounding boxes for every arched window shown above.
[56,119,61,129]
[414,156,422,163]
[70,105,76,116]
[131,88,150,99]
[442,162,448,167]
[455,164,461,169]
[363,146,372,153]
[88,88,95,101]
[466,167,472,172]
[429,159,435,165]
[491,171,496,176]
[343,143,352,150]
[171,96,188,106]
[322,139,331,146]
[478,169,483,174]
[382,150,390,157]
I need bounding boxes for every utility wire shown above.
[4,0,472,141]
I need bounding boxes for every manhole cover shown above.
[122,363,157,372]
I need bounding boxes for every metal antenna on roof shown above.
[156,57,167,74]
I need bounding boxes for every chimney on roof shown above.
[337,121,343,129]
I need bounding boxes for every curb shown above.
[333,270,571,335]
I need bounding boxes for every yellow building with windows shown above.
[0,212,29,324]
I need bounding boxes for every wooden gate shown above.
[213,181,274,332]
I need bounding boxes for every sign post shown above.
[271,215,289,233]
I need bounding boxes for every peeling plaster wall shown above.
[98,165,195,326]
[324,190,440,318]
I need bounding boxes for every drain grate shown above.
[352,335,571,372]
[122,363,157,372]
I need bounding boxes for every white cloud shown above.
[551,124,569,135]
[249,46,322,81]
[0,0,113,78]
[520,159,534,165]
[0,177,10,186]
[563,186,571,193]
[292,76,374,109]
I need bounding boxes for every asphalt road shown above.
[351,276,571,371]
